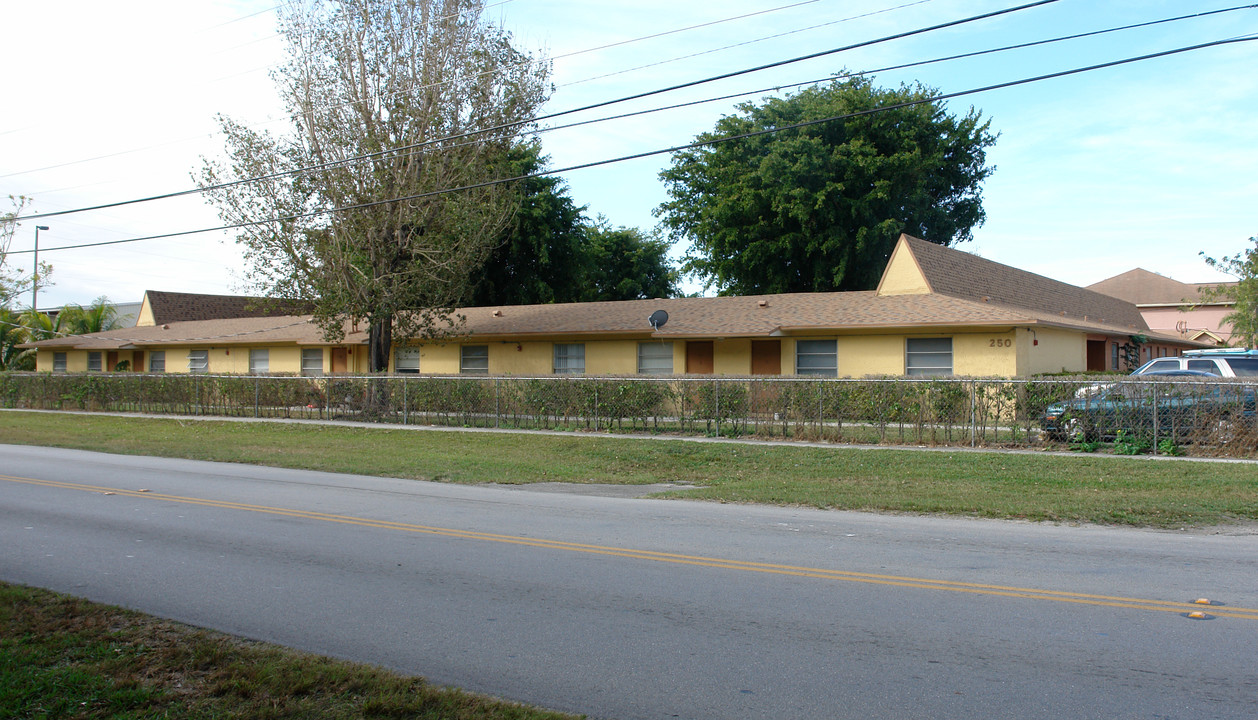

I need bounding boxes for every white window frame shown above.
[53,352,67,372]
[87,352,103,372]
[795,339,837,377]
[637,342,674,375]
[905,337,953,376]
[301,348,324,377]
[249,348,269,375]
[394,347,420,374]
[148,351,166,373]
[553,343,585,374]
[460,345,489,374]
[188,349,209,374]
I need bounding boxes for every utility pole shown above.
[32,225,48,311]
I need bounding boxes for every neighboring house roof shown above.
[24,315,365,350]
[137,291,314,326]
[1086,268,1235,307]
[25,235,1204,352]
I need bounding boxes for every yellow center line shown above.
[7,473,1256,620]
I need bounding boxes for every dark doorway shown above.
[751,340,781,375]
[686,341,714,374]
[1086,339,1106,372]
[331,347,349,374]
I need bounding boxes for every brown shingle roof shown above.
[23,315,365,349]
[901,235,1149,331]
[28,238,1200,351]
[1086,268,1235,306]
[143,291,314,325]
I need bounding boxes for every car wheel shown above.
[1211,415,1237,445]
[1064,415,1095,443]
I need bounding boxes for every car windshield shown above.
[1224,358,1258,377]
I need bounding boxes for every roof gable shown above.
[890,234,1149,331]
[874,236,931,295]
[138,291,313,326]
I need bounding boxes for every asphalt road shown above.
[3,443,1257,719]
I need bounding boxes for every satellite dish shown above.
[648,309,669,331]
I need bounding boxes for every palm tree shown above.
[59,296,121,335]
[0,307,34,370]
[21,305,68,342]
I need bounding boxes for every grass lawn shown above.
[2,410,1257,528]
[0,581,580,720]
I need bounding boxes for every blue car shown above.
[1042,371,1256,442]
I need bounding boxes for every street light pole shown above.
[32,225,49,312]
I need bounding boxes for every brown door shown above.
[132,351,144,373]
[686,341,714,374]
[1086,339,1105,372]
[751,340,781,375]
[106,351,119,372]
[331,347,349,374]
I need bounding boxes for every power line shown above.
[14,35,1254,258]
[0,0,851,183]
[558,0,936,89]
[13,0,1061,223]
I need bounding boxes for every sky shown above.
[2,0,1256,310]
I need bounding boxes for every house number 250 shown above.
[989,339,1012,348]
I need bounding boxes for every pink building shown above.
[1088,269,1237,346]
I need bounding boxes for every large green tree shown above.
[198,0,549,372]
[467,143,590,306]
[580,220,678,302]
[657,76,996,295]
[467,145,680,306]
[1200,235,1258,348]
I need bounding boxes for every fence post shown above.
[1151,383,1159,455]
[714,378,721,436]
[324,377,330,419]
[970,381,977,448]
[402,376,408,425]
[594,382,600,432]
[254,377,260,418]
[494,378,500,429]
[819,382,824,435]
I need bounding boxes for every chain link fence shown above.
[1,372,1254,457]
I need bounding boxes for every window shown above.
[1111,342,1120,371]
[1225,358,1258,378]
[301,348,324,377]
[53,352,66,372]
[553,343,585,374]
[905,337,952,376]
[395,347,420,374]
[460,345,489,374]
[795,340,837,377]
[188,350,209,374]
[249,349,269,375]
[87,352,102,372]
[148,351,166,373]
[637,342,674,374]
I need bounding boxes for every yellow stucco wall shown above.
[831,336,904,377]
[589,340,642,374]
[1018,327,1086,375]
[490,342,551,374]
[415,344,461,374]
[953,332,1018,376]
[25,328,1137,378]
[713,339,751,375]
